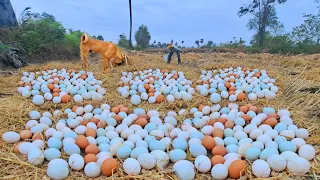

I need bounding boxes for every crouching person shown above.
[166,43,182,65]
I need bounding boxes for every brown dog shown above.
[80,33,129,73]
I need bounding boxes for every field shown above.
[0,52,320,179]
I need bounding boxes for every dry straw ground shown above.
[0,52,320,180]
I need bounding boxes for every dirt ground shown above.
[0,52,319,179]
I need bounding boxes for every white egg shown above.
[298,144,315,160]
[267,154,286,171]
[47,158,69,180]
[131,95,141,105]
[2,131,20,143]
[27,148,44,166]
[32,95,45,105]
[68,154,85,170]
[123,158,141,175]
[287,157,310,175]
[84,162,101,178]
[252,159,271,178]
[211,164,228,180]
[194,155,211,173]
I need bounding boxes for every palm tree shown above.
[200,39,204,46]
[129,0,133,48]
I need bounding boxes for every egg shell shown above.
[228,160,246,179]
[47,158,69,180]
[2,131,20,143]
[123,158,141,175]
[101,158,118,176]
[28,148,44,166]
[69,154,85,170]
[84,162,101,178]
[194,155,211,173]
[252,159,271,178]
[267,154,287,171]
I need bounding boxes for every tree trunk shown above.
[0,0,18,28]
[129,0,132,49]
[259,4,270,47]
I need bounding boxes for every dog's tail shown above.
[81,33,89,44]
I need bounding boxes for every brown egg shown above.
[212,128,223,138]
[20,130,32,140]
[225,120,235,128]
[264,118,278,127]
[113,115,122,123]
[75,135,89,149]
[202,135,216,150]
[229,91,235,95]
[120,107,129,114]
[203,81,209,84]
[208,119,217,126]
[211,155,225,166]
[156,95,165,103]
[217,118,227,124]
[111,107,120,114]
[144,84,150,90]
[224,82,231,88]
[229,160,246,179]
[138,114,149,119]
[72,106,78,112]
[48,84,55,91]
[267,113,279,119]
[172,74,178,80]
[18,81,25,86]
[212,145,227,156]
[86,128,97,138]
[52,92,60,97]
[90,118,99,124]
[148,93,154,97]
[135,118,148,127]
[249,106,258,113]
[198,104,205,112]
[97,121,107,128]
[241,114,251,123]
[101,158,119,176]
[59,76,65,80]
[229,86,236,91]
[84,154,97,164]
[245,104,252,109]
[239,106,249,113]
[61,95,71,103]
[85,144,99,155]
[81,119,90,126]
[230,78,235,83]
[148,88,155,93]
[32,132,42,140]
[53,80,59,84]
[149,80,154,85]
[117,105,124,109]
[237,93,247,101]
[53,88,61,93]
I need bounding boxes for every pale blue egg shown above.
[218,85,227,91]
[274,135,287,145]
[169,149,187,162]
[149,140,166,151]
[93,108,102,115]
[130,147,148,159]
[247,111,257,118]
[235,82,241,86]
[190,131,204,140]
[226,144,238,153]
[274,122,288,133]
[263,107,275,115]
[64,131,78,139]
[48,137,62,149]
[224,128,234,137]
[245,87,252,93]
[138,87,146,93]
[259,147,279,160]
[79,71,86,74]
[129,90,137,96]
[279,141,297,153]
[117,145,132,159]
[88,86,96,92]
[209,88,217,94]
[85,78,92,82]
[238,138,253,146]
[224,137,238,146]
[155,88,161,92]
[96,136,110,145]
[60,88,67,92]
[170,89,178,95]
[134,108,145,115]
[163,88,171,95]
[33,84,41,90]
[41,87,50,93]
[131,84,138,90]
[63,143,80,156]
[236,86,242,90]
[184,119,192,124]
[172,138,188,151]
[234,118,245,126]
[44,148,61,161]
[144,123,157,133]
[70,88,78,95]
[192,118,201,125]
[179,86,187,92]
[245,147,261,161]
[189,144,207,157]
[59,84,66,88]
[31,90,40,96]
[106,118,117,126]
[210,83,217,88]
[96,128,106,137]
[220,107,230,114]
[98,144,110,152]
[144,135,156,144]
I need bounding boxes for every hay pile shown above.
[0,52,319,179]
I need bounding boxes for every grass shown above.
[0,52,319,179]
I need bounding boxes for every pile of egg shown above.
[17,69,106,105]
[1,103,315,179]
[196,67,278,103]
[117,69,194,105]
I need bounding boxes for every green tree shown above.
[238,0,287,47]
[96,35,104,41]
[195,40,200,47]
[134,24,151,49]
[118,34,130,49]
[206,40,214,48]
[200,39,204,46]
[291,7,320,44]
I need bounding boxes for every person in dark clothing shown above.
[166,43,182,64]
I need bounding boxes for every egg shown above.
[123,158,141,175]
[299,144,315,160]
[267,154,286,171]
[287,157,310,175]
[194,155,211,173]
[245,147,261,161]
[2,131,20,143]
[84,162,101,177]
[32,95,45,105]
[27,148,44,165]
[68,154,85,170]
[101,158,118,176]
[228,160,246,179]
[252,159,271,178]
[44,148,61,161]
[137,153,156,169]
[211,164,228,180]
[202,135,216,150]
[47,158,69,180]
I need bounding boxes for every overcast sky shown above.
[11,0,319,46]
